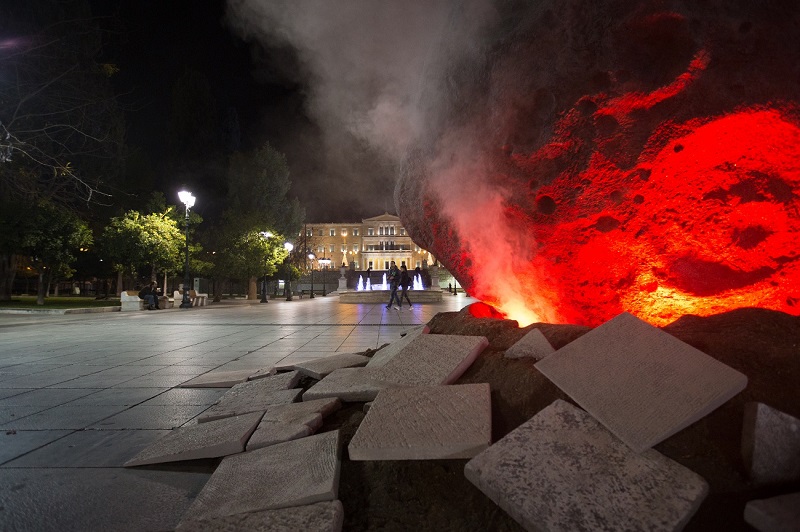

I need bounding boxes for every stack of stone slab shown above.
[179,366,276,388]
[303,334,489,402]
[740,402,800,531]
[278,352,371,379]
[175,431,344,531]
[465,312,749,531]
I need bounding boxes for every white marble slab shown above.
[535,312,748,452]
[246,414,321,452]
[180,369,267,388]
[504,328,554,360]
[380,334,489,386]
[302,368,399,402]
[744,492,800,532]
[262,397,342,424]
[196,371,302,423]
[291,353,371,380]
[742,402,800,486]
[366,325,429,368]
[348,384,491,460]
[175,500,344,532]
[198,388,302,423]
[124,412,263,467]
[464,400,709,531]
[179,430,341,523]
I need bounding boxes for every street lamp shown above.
[259,231,273,303]
[318,257,331,296]
[284,242,294,301]
[308,252,316,298]
[177,190,195,309]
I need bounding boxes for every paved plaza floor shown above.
[0,294,475,531]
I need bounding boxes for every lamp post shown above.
[259,231,273,303]
[308,252,316,298]
[177,190,195,309]
[284,242,294,301]
[319,257,331,296]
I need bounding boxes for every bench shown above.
[174,290,208,307]
[120,291,173,311]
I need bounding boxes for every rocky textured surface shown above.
[396,0,800,327]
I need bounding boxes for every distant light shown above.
[260,231,273,238]
[284,242,294,252]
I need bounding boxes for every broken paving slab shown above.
[464,399,708,532]
[180,368,268,388]
[124,412,263,467]
[741,402,800,486]
[175,500,344,532]
[247,367,277,381]
[348,383,491,460]
[198,388,302,423]
[534,312,748,453]
[744,492,800,532]
[262,397,341,424]
[379,334,489,386]
[302,367,400,402]
[290,353,371,380]
[197,370,302,422]
[504,327,554,360]
[178,430,341,524]
[366,325,429,368]
[246,414,321,452]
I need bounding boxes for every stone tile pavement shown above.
[0,294,475,531]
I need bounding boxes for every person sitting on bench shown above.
[138,282,160,310]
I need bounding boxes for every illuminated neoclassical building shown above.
[302,213,435,270]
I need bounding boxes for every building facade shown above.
[302,213,435,271]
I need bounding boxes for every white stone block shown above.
[179,430,341,523]
[124,412,263,467]
[348,384,491,460]
[504,328,554,360]
[535,312,747,452]
[198,388,302,423]
[379,334,488,386]
[175,500,344,532]
[366,325,429,368]
[744,492,800,532]
[742,402,800,486]
[291,353,371,380]
[465,400,709,532]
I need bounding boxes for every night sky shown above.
[91,0,385,223]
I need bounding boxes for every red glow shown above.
[468,302,507,320]
[469,106,800,327]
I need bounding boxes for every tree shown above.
[100,210,184,292]
[217,142,305,299]
[21,202,92,305]
[0,1,125,299]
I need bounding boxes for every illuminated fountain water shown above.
[355,272,424,291]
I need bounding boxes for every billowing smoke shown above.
[224,0,499,220]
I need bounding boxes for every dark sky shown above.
[90,0,337,220]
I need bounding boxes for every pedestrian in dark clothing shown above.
[399,265,413,308]
[138,282,160,310]
[385,261,401,309]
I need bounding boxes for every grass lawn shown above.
[0,296,120,309]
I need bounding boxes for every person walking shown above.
[399,264,413,308]
[385,261,401,310]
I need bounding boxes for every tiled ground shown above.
[0,294,474,531]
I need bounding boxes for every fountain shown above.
[341,270,443,303]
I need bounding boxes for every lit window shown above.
[416,261,421,268]
[353,244,359,252]
[329,244,334,253]
[318,230,323,237]
[306,229,312,237]
[330,229,336,237]
[318,246,324,254]
[368,228,374,236]
[390,226,395,235]
[379,227,384,236]
[353,228,359,236]
[353,262,359,269]
[384,261,389,269]
[400,228,405,236]
[341,244,346,252]
[368,261,373,268]
[341,229,347,236]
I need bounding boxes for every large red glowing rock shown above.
[396,0,800,326]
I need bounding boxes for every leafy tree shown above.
[217,142,305,299]
[21,203,92,305]
[100,210,184,292]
